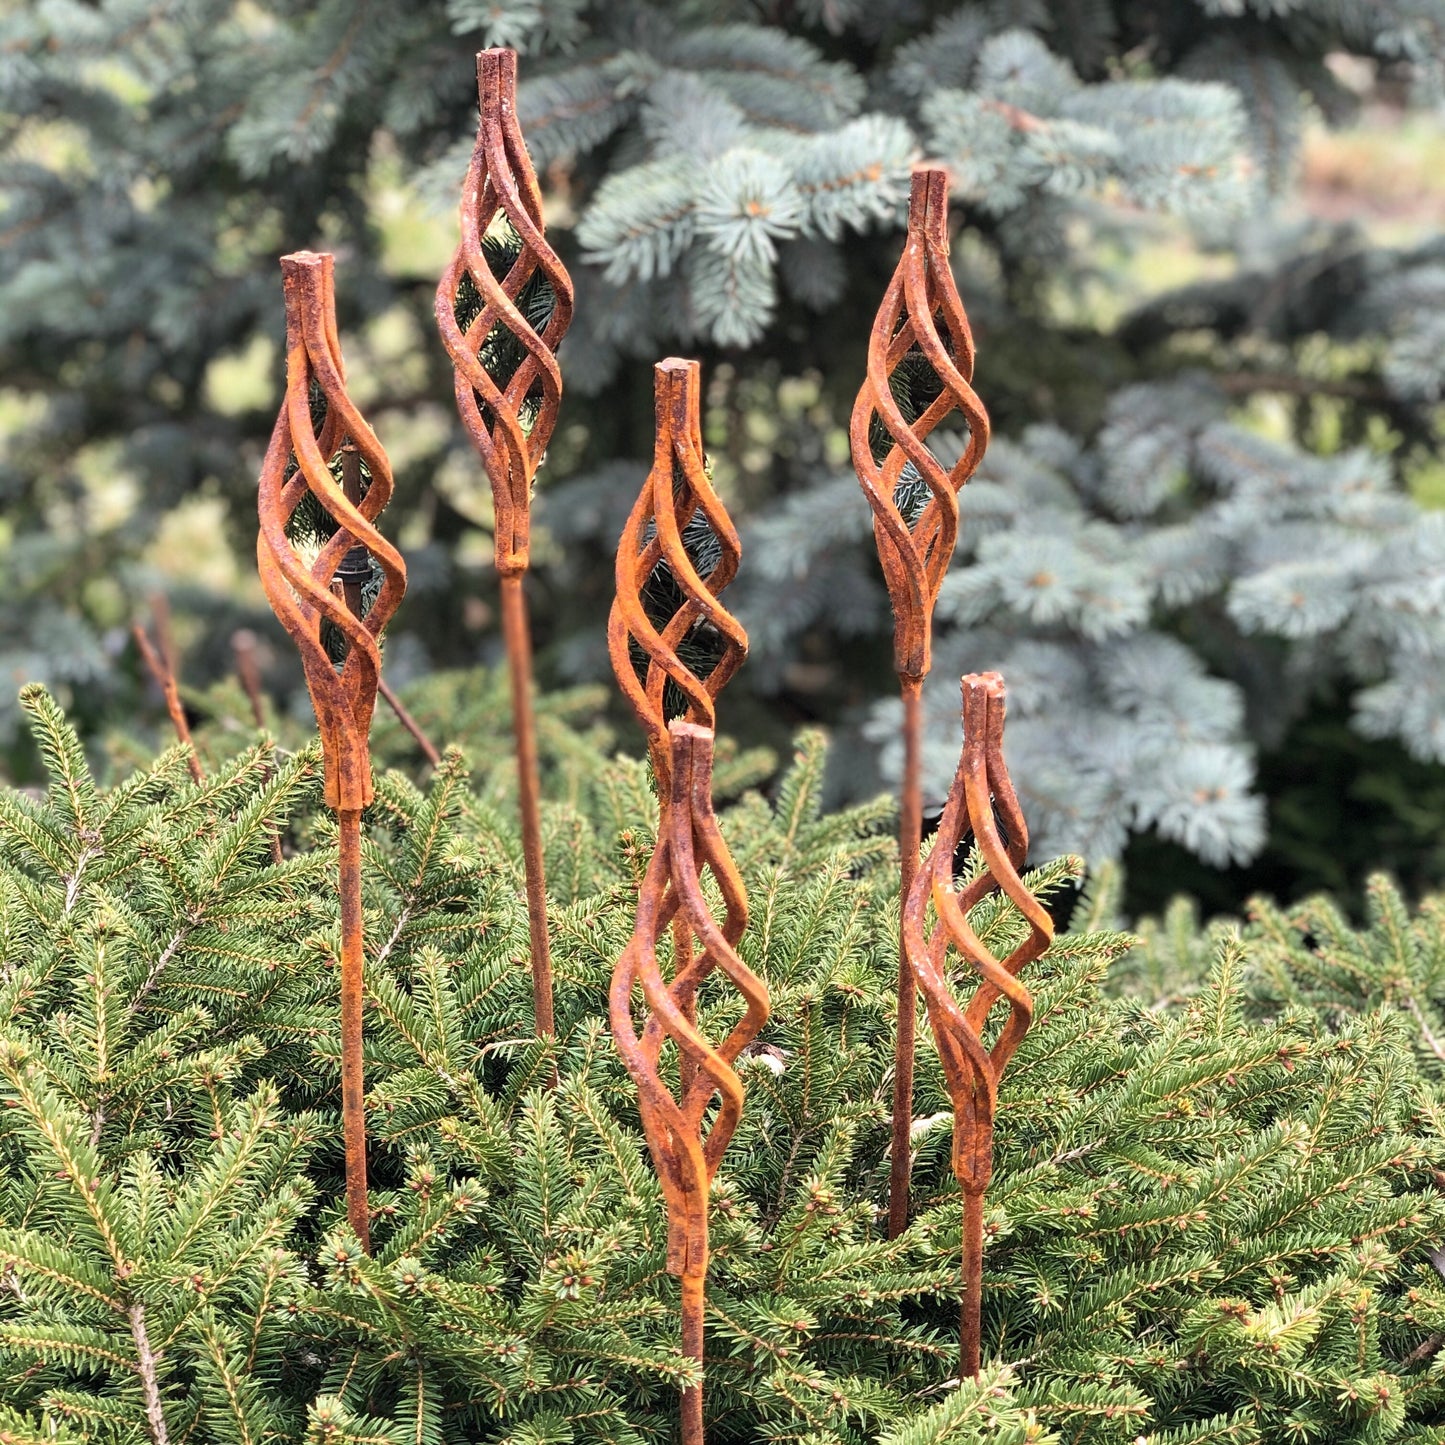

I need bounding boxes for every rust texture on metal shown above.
[903,672,1052,1379]
[610,721,768,1445]
[608,358,747,796]
[133,594,203,783]
[850,164,990,1238]
[435,46,573,1044]
[257,248,407,1253]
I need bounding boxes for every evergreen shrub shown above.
[0,680,1442,1444]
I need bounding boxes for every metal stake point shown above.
[435,47,574,1050]
[851,166,991,1237]
[257,250,407,1253]
[903,673,1053,1376]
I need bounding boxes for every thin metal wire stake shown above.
[435,47,573,1050]
[852,166,990,1237]
[500,571,555,1038]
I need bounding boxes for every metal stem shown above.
[680,1271,705,1445]
[962,1189,984,1380]
[499,571,556,1043]
[889,675,924,1239]
[337,806,371,1252]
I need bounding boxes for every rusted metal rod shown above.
[903,673,1052,1377]
[133,594,202,783]
[608,357,747,1090]
[257,250,407,1253]
[851,165,990,1237]
[611,721,767,1445]
[435,47,573,1048]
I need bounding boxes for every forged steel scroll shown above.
[434,46,574,580]
[608,358,747,795]
[849,164,989,686]
[903,672,1053,1379]
[610,721,768,1445]
[852,164,991,1239]
[257,251,406,814]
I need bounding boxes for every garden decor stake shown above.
[851,165,990,1237]
[611,720,767,1445]
[257,250,407,1253]
[132,594,202,782]
[609,358,747,1085]
[904,672,1051,1378]
[436,47,573,1044]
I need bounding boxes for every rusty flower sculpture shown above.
[904,672,1052,1378]
[611,721,768,1445]
[851,164,991,1237]
[257,250,406,1253]
[435,47,574,1042]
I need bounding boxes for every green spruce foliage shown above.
[0,682,1442,1443]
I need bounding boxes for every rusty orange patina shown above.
[851,165,991,1238]
[435,47,574,1044]
[257,249,406,1254]
[611,721,767,1445]
[904,672,1052,1379]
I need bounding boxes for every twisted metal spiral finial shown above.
[434,46,574,580]
[852,165,991,1239]
[257,250,406,815]
[608,358,748,795]
[903,672,1053,1379]
[610,721,768,1445]
[850,165,989,686]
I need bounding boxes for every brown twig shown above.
[435,48,574,1051]
[257,249,408,1252]
[132,595,203,783]
[231,629,286,865]
[851,165,990,1237]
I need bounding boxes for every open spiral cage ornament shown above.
[435,46,574,579]
[850,164,989,685]
[609,358,748,795]
[610,721,768,1445]
[257,250,406,814]
[903,672,1053,1379]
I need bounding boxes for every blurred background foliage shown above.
[4,0,1445,919]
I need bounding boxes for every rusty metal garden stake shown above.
[851,165,990,1237]
[609,358,747,1088]
[436,47,573,1044]
[133,594,202,783]
[257,250,406,1253]
[904,673,1052,1378]
[611,721,767,1445]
